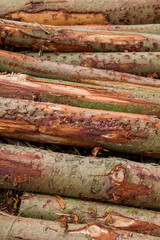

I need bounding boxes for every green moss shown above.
[41,93,160,114]
[105,208,114,213]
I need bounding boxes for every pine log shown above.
[1,50,160,88]
[0,98,160,157]
[0,19,160,52]
[1,144,160,209]
[0,0,160,25]
[0,211,158,240]
[20,193,160,237]
[25,52,160,77]
[1,73,160,116]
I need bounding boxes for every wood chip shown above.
[56,196,66,209]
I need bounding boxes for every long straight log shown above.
[1,50,160,88]
[0,0,160,25]
[21,24,160,35]
[26,52,160,77]
[1,144,160,209]
[1,73,160,116]
[20,193,160,237]
[0,212,158,240]
[1,19,160,52]
[0,98,160,157]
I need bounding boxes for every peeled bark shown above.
[20,193,160,237]
[0,212,158,240]
[1,144,160,209]
[1,73,160,116]
[1,50,160,88]
[0,0,160,25]
[0,98,160,157]
[26,52,160,77]
[1,19,160,52]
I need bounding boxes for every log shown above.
[1,19,160,52]
[0,0,160,25]
[1,50,160,88]
[0,211,158,240]
[1,73,160,116]
[22,24,160,35]
[20,192,160,237]
[25,52,160,77]
[0,97,160,157]
[1,144,160,209]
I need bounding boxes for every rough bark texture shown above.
[1,73,160,116]
[0,98,160,157]
[20,193,160,237]
[0,0,160,25]
[26,52,160,77]
[1,50,160,88]
[0,19,160,52]
[0,212,158,240]
[1,144,160,209]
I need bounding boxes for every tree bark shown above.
[1,144,160,209]
[22,24,160,34]
[25,52,160,77]
[0,0,160,25]
[1,73,160,116]
[0,98,160,157]
[1,19,160,52]
[1,50,160,88]
[0,211,158,240]
[20,192,160,237]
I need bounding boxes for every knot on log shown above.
[108,165,126,184]
[69,223,118,240]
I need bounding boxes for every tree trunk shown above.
[0,0,159,25]
[1,73,160,116]
[1,50,160,88]
[0,98,160,157]
[20,192,160,237]
[1,19,160,52]
[25,52,160,77]
[1,144,160,209]
[0,211,158,240]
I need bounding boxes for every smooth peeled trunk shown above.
[0,97,160,157]
[1,50,160,88]
[0,212,158,240]
[0,0,160,25]
[26,52,160,77]
[1,144,160,209]
[20,193,160,237]
[0,19,160,52]
[1,73,160,116]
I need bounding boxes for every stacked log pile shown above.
[0,0,160,239]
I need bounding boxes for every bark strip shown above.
[0,97,160,157]
[1,144,160,209]
[1,73,160,116]
[26,52,160,77]
[1,50,160,88]
[0,0,160,25]
[20,192,160,237]
[0,19,160,52]
[0,211,158,240]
